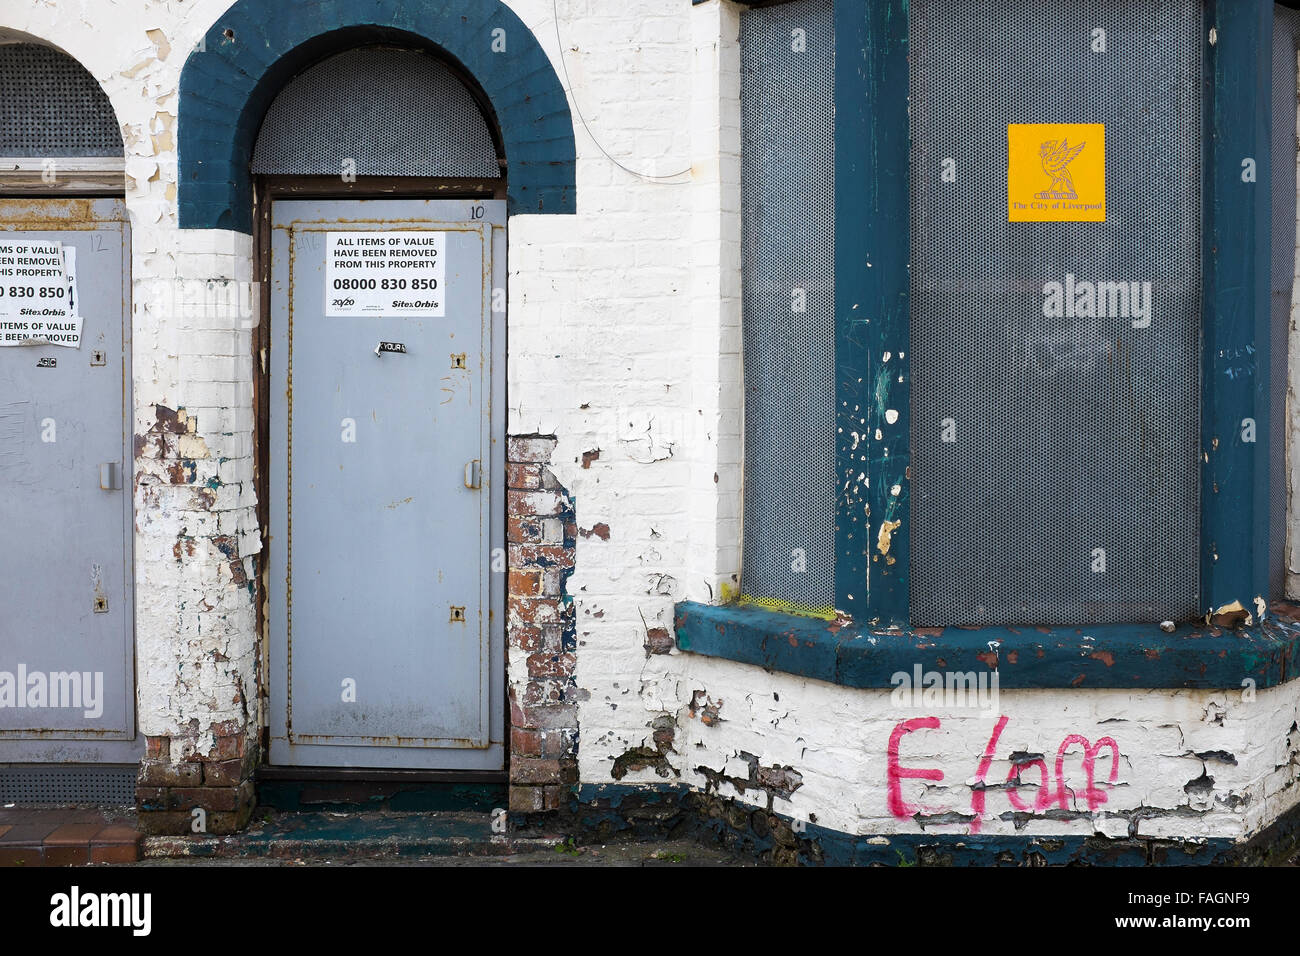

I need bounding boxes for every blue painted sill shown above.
[673,601,1300,690]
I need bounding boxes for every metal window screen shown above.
[910,1,1202,626]
[252,47,500,178]
[1270,4,1300,601]
[0,44,123,156]
[740,0,836,615]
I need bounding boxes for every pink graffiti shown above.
[967,715,1009,834]
[886,717,944,818]
[1054,734,1120,812]
[886,716,1121,832]
[1005,757,1053,811]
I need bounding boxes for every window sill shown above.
[673,600,1300,690]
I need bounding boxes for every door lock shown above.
[464,459,481,489]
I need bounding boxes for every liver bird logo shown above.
[1036,138,1086,200]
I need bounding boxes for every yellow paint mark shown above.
[1206,599,1253,627]
[738,594,836,621]
[1008,123,1106,222]
[877,518,901,556]
[120,58,154,80]
[146,28,171,61]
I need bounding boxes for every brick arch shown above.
[178,0,576,232]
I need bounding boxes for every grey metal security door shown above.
[269,198,505,769]
[0,198,138,763]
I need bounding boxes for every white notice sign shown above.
[324,231,446,317]
[0,239,82,348]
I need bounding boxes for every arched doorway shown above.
[0,40,140,799]
[252,45,507,770]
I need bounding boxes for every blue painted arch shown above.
[179,0,577,232]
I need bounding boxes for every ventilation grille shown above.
[252,46,500,178]
[0,44,123,156]
[909,0,1203,626]
[0,765,136,806]
[1270,4,1299,601]
[739,0,836,616]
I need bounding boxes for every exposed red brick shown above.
[507,463,542,489]
[527,652,576,679]
[202,758,244,787]
[507,514,543,544]
[645,627,675,655]
[509,544,574,568]
[505,432,576,815]
[512,624,544,651]
[511,727,543,757]
[509,595,560,626]
[509,569,542,596]
[214,733,245,760]
[138,760,202,788]
[521,680,568,706]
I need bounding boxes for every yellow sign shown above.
[1008,123,1105,222]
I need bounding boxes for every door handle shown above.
[464,459,481,489]
[99,462,121,491]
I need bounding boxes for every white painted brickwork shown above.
[657,659,1300,842]
[7,0,1300,844]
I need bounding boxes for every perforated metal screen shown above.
[0,44,122,156]
[0,766,137,806]
[910,1,1203,626]
[1270,4,1300,601]
[252,47,501,178]
[740,0,836,615]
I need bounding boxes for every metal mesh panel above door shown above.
[910,0,1203,626]
[740,0,836,615]
[0,44,123,156]
[252,47,501,178]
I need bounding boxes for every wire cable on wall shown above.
[552,0,693,183]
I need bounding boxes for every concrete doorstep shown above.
[143,809,560,861]
[136,808,746,865]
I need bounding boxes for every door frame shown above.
[252,175,508,774]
